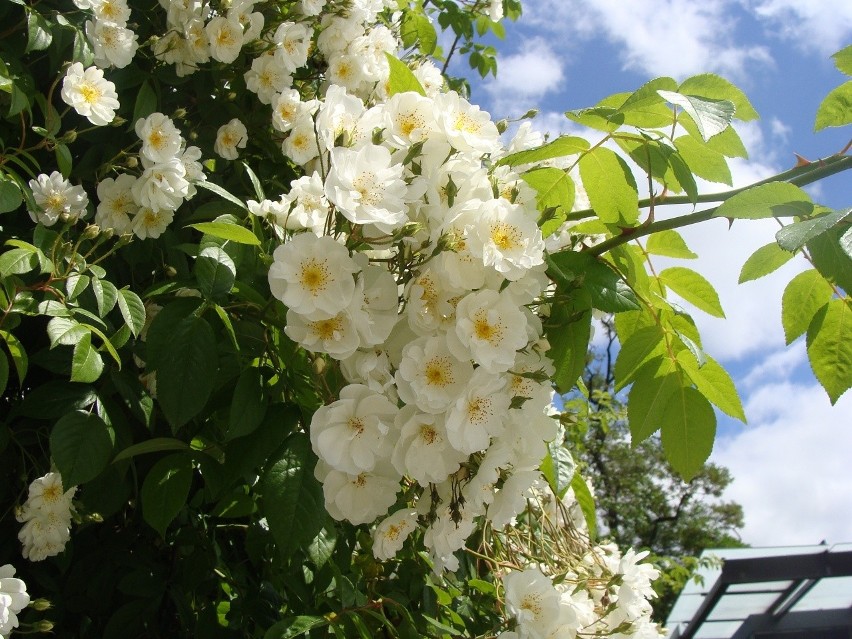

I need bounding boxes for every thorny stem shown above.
[583,153,852,258]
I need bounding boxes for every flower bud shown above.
[60,130,78,144]
[82,224,100,239]
[165,266,178,278]
[125,156,138,169]
[312,356,326,376]
[30,599,52,611]
[33,620,55,632]
[172,108,187,120]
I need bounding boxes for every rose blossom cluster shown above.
[264,71,564,574]
[16,472,76,562]
[499,546,662,639]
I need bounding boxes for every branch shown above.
[582,153,852,258]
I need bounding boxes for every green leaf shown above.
[815,81,852,131]
[739,242,795,283]
[807,225,852,293]
[50,411,114,486]
[521,167,574,213]
[261,434,325,557]
[659,267,725,318]
[0,351,7,396]
[401,10,437,55]
[187,222,260,246]
[548,251,640,312]
[627,359,680,442]
[714,182,813,220]
[26,9,52,53]
[678,73,759,121]
[540,444,575,499]
[228,368,267,440]
[677,351,746,422]
[147,307,217,430]
[674,135,732,185]
[833,45,852,75]
[265,616,328,639]
[614,325,667,391]
[66,272,90,301]
[112,437,191,463]
[242,161,265,201]
[782,270,834,344]
[497,135,590,167]
[645,230,697,259]
[384,53,425,97]
[776,208,851,252]
[132,80,157,127]
[307,526,337,569]
[578,147,639,226]
[195,246,236,299]
[0,248,38,275]
[71,332,104,382]
[0,175,23,213]
[196,180,248,210]
[13,381,95,419]
[55,143,72,177]
[618,77,678,127]
[47,316,90,347]
[116,288,146,337]
[565,106,624,132]
[806,299,852,404]
[658,90,735,141]
[141,453,193,537]
[661,387,716,481]
[546,307,592,394]
[570,472,597,539]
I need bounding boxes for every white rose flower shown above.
[96,173,138,233]
[372,508,418,560]
[391,406,466,484]
[395,336,473,414]
[310,383,398,474]
[382,91,438,149]
[272,89,312,133]
[463,198,545,281]
[276,172,329,233]
[17,472,76,562]
[449,289,529,373]
[90,0,131,25]
[273,21,312,73]
[316,461,400,525]
[205,15,244,63]
[444,367,511,454]
[268,233,360,317]
[0,564,30,637]
[28,171,89,226]
[284,308,362,360]
[282,114,320,165]
[245,53,291,105]
[132,157,189,212]
[434,91,500,155]
[135,112,183,163]
[324,144,408,233]
[503,568,564,638]
[86,19,139,68]
[60,62,120,126]
[214,118,248,160]
[131,206,174,239]
[300,0,326,16]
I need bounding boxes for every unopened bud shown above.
[521,109,539,120]
[312,356,326,376]
[496,118,509,134]
[30,599,52,611]
[173,108,187,120]
[125,156,138,169]
[110,115,126,126]
[101,227,115,240]
[165,266,177,278]
[82,224,100,239]
[60,130,78,144]
[33,620,55,632]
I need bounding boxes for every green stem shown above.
[583,154,852,258]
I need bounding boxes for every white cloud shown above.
[483,37,565,115]
[713,378,852,545]
[521,0,773,80]
[744,0,852,56]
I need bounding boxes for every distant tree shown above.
[562,318,745,620]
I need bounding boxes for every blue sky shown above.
[457,0,852,548]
